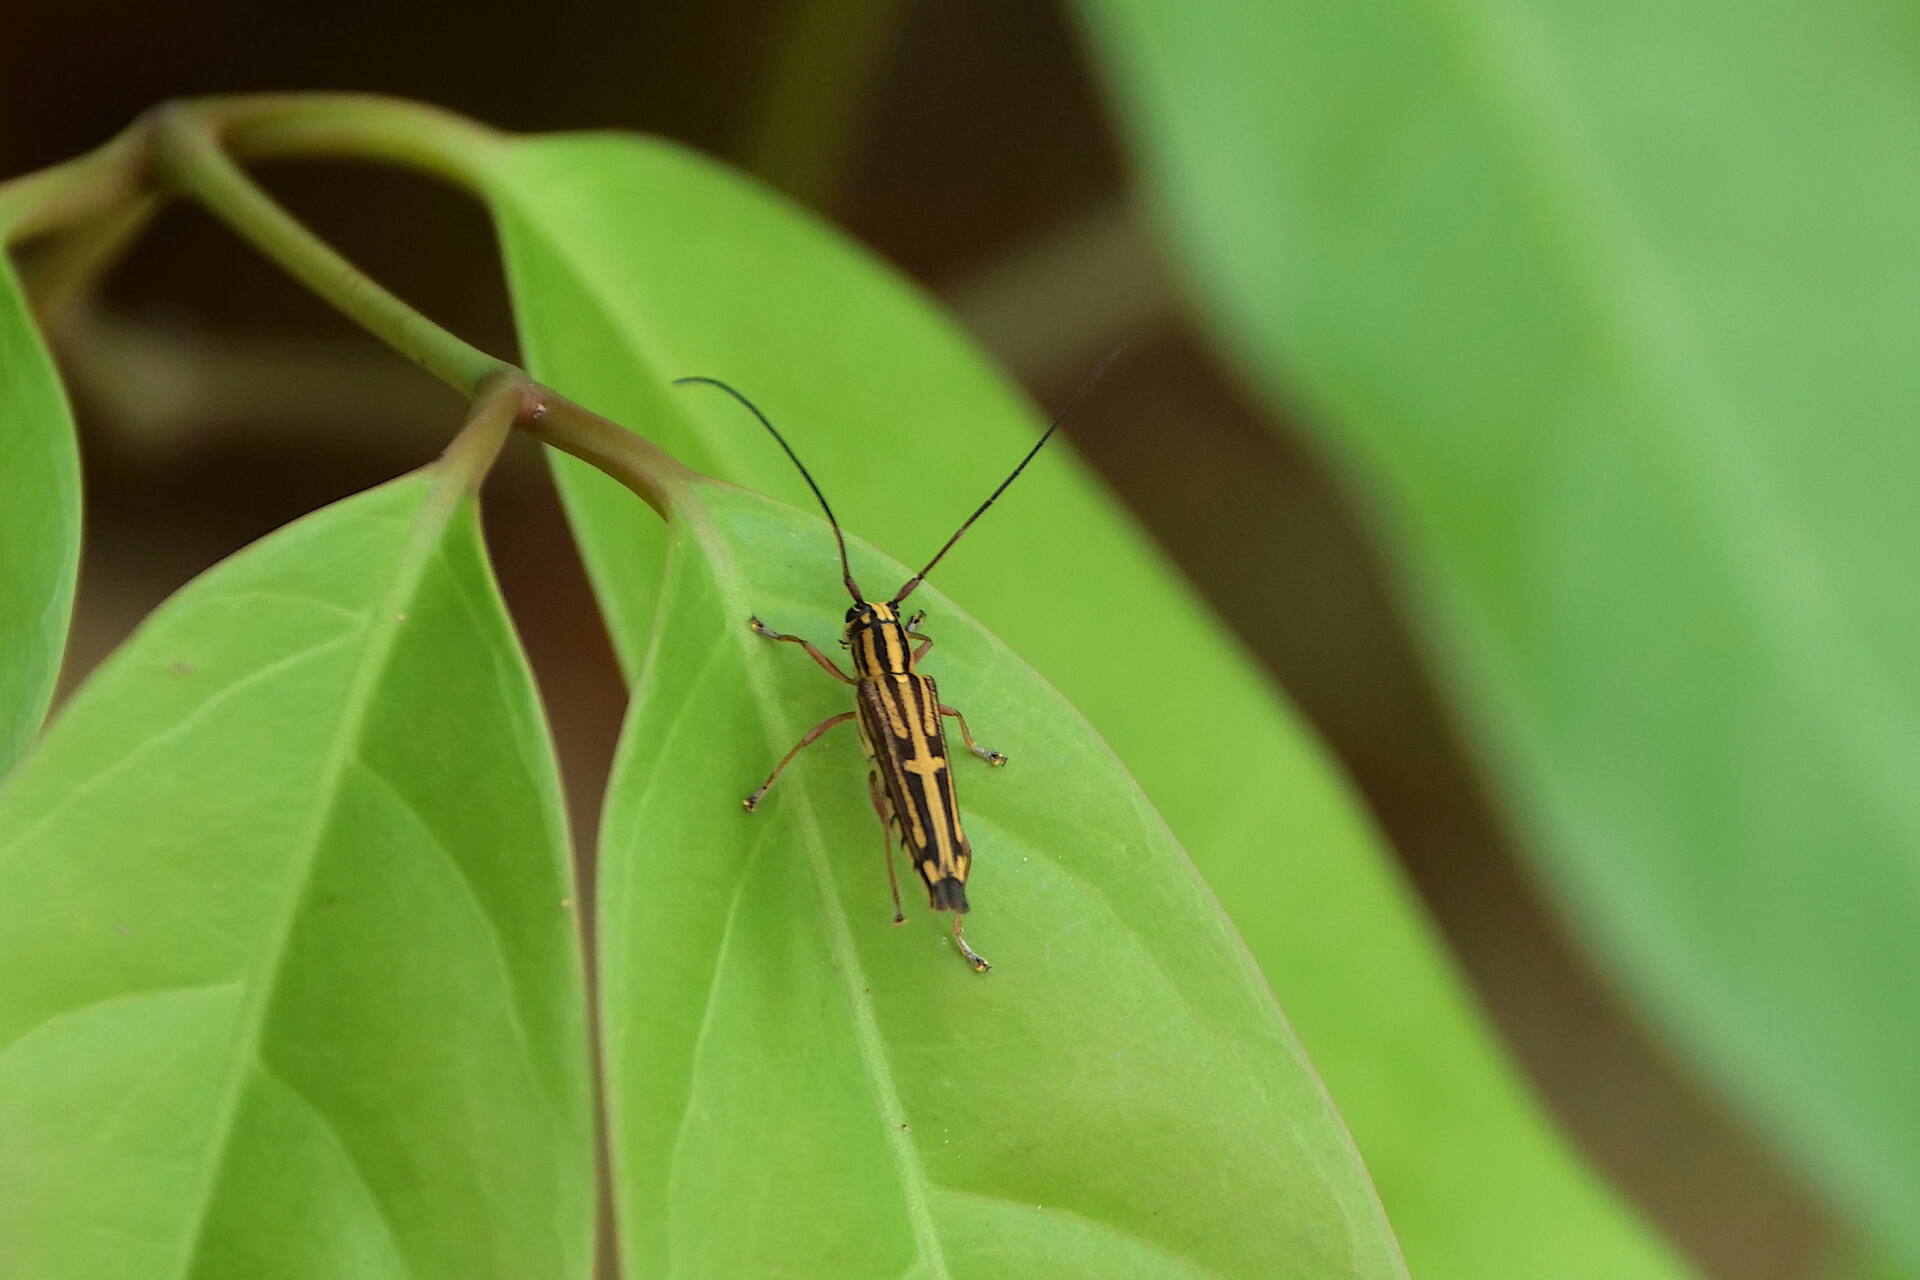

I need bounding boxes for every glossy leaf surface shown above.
[481,133,1684,1277]
[598,476,1402,1277]
[0,466,593,1278]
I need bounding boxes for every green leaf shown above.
[1829,1246,1914,1280]
[1074,0,1920,1266]
[480,135,1685,1275]
[0,258,81,774]
[600,476,1404,1275]
[0,464,593,1278]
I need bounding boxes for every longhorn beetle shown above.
[674,354,1118,973]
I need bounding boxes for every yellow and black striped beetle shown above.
[675,358,1115,972]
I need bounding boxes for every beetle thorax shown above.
[844,601,915,677]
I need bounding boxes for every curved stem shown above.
[0,93,692,512]
[0,95,501,247]
[149,103,507,395]
[21,196,159,326]
[0,123,151,245]
[742,0,904,208]
[204,93,502,188]
[440,371,527,495]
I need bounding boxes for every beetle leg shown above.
[743,711,856,811]
[952,916,991,972]
[749,615,856,684]
[865,770,908,924]
[939,703,1007,765]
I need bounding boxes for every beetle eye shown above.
[906,610,925,630]
[843,605,862,623]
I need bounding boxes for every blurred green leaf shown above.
[0,260,80,775]
[1076,0,1920,1266]
[481,134,1686,1276]
[596,475,1405,1276]
[1831,1248,1914,1280]
[0,468,593,1278]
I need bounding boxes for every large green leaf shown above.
[596,475,1403,1276]
[1833,1249,1913,1280]
[0,258,81,775]
[480,135,1687,1276]
[0,461,593,1277]
[1074,0,1920,1264]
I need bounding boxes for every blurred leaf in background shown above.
[1076,0,1920,1268]
[0,460,594,1277]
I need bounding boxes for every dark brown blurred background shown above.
[2,2,1830,1275]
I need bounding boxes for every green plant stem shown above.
[0,124,151,244]
[440,372,523,494]
[208,94,502,188]
[148,105,505,395]
[742,0,905,208]
[19,196,159,328]
[0,94,690,513]
[0,95,498,247]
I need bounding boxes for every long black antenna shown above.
[673,376,866,602]
[893,345,1125,605]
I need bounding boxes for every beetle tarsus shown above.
[953,917,991,972]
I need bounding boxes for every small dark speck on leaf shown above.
[167,661,193,676]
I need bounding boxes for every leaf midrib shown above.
[167,470,468,1280]
[667,492,1382,1279]
[675,494,954,1280]
[494,175,955,1273]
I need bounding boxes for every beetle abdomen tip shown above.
[928,876,970,913]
